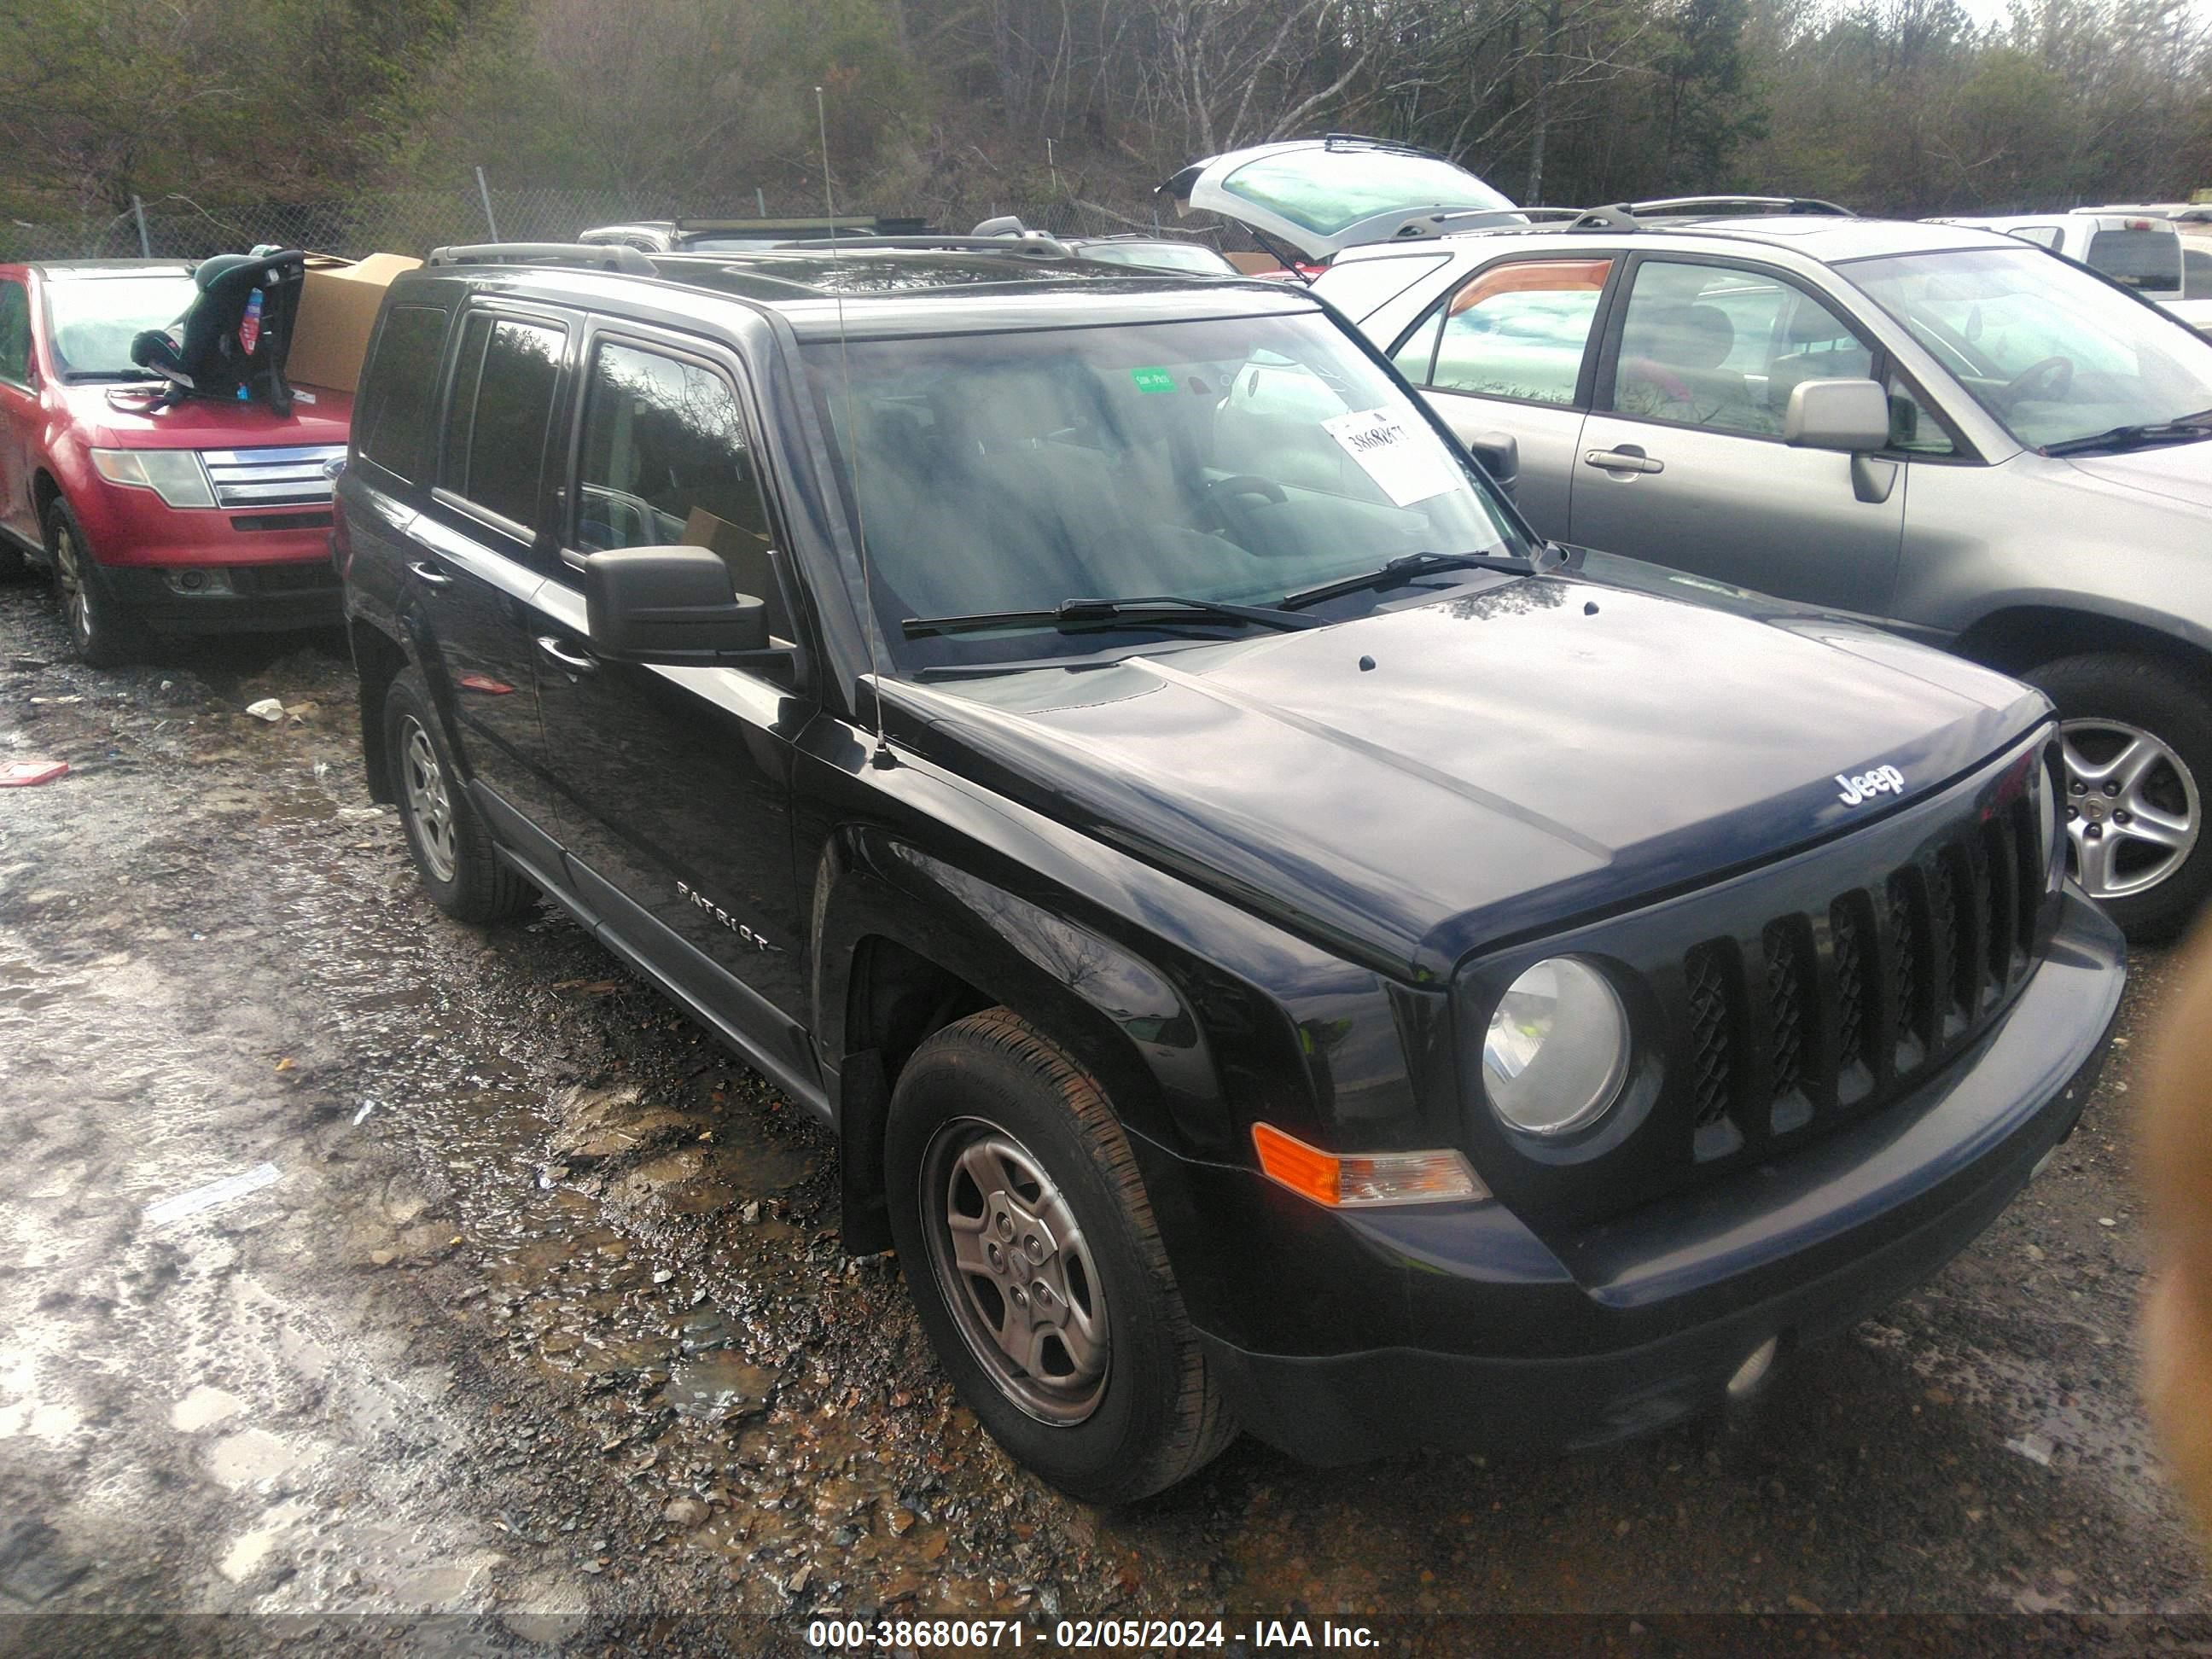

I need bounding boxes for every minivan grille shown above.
[200,445,346,509]
[1683,792,2047,1152]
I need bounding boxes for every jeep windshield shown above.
[1844,245,2212,451]
[44,271,197,380]
[801,311,1529,673]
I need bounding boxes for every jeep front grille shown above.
[1761,918,1807,1107]
[1679,789,2046,1155]
[1684,945,1734,1131]
[199,445,346,509]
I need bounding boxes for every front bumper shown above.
[102,560,342,633]
[64,475,344,632]
[1157,885,2123,1464]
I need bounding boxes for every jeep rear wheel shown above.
[2028,653,2212,942]
[885,1009,1236,1503]
[382,668,534,924]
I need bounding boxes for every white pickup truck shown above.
[1930,209,2212,337]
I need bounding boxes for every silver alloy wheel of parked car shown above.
[921,1117,1110,1426]
[50,515,91,650]
[2058,716,2202,900]
[399,716,460,884]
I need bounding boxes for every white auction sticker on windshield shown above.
[1321,406,1461,506]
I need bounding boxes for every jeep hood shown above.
[2062,438,2212,510]
[1159,139,1523,263]
[894,573,2046,978]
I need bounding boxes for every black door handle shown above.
[536,634,598,676]
[1583,448,1665,474]
[407,560,454,587]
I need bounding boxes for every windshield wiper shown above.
[2042,413,2212,457]
[1280,549,1536,611]
[902,594,1321,640]
[65,370,162,384]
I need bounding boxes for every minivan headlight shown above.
[1482,958,1631,1137]
[90,448,216,509]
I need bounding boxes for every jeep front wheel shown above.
[885,1009,1235,1503]
[2029,653,2212,942]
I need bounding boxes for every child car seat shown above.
[129,248,306,413]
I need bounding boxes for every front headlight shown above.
[90,448,216,509]
[1482,957,1631,1137]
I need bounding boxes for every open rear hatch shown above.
[1159,135,1525,266]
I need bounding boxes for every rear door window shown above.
[358,306,448,482]
[440,313,565,531]
[1397,259,1612,405]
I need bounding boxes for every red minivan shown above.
[0,259,352,664]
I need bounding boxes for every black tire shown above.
[2027,652,2212,943]
[44,499,146,667]
[382,667,534,924]
[885,1008,1236,1503]
[0,538,26,581]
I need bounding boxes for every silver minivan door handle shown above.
[536,634,598,676]
[408,560,454,587]
[1584,448,1664,474]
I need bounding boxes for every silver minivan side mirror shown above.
[1782,378,1891,453]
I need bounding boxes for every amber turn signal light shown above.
[1250,1122,1489,1208]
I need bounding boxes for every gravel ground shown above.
[0,575,2206,1656]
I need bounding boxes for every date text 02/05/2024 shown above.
[804,1617,1382,1649]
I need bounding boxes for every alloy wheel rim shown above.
[920,1117,1109,1426]
[52,522,90,646]
[400,717,460,883]
[2058,717,2201,900]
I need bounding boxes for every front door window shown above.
[1608,260,1872,436]
[573,339,789,638]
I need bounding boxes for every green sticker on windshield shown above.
[1130,366,1178,394]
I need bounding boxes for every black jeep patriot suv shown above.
[338,239,2124,1502]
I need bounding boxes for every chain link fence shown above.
[0,183,1214,264]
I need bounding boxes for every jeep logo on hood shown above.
[1836,764,1906,806]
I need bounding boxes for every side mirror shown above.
[1464,430,1519,498]
[584,546,769,665]
[1783,378,1891,453]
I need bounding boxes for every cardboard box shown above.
[286,253,422,394]
[680,507,786,638]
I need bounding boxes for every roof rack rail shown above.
[774,234,1077,259]
[1634,195,1854,218]
[1318,132,1444,159]
[426,242,657,276]
[672,214,929,235]
[1567,195,1854,232]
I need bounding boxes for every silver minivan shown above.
[1301,200,2212,939]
